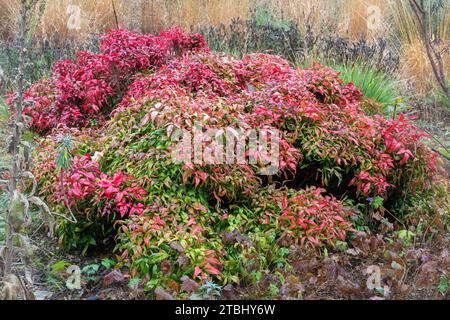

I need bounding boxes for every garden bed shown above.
[4,28,446,300]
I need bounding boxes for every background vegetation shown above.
[0,0,448,100]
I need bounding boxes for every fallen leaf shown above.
[170,241,185,253]
[34,290,53,301]
[155,287,173,300]
[180,276,199,294]
[103,270,125,287]
[222,284,237,300]
[346,248,360,256]
[161,260,173,276]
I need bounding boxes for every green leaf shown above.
[372,196,384,210]
[398,230,415,241]
[51,260,70,274]
[82,263,100,276]
[438,276,449,296]
[391,261,403,270]
[129,278,141,289]
[145,278,159,291]
[101,258,116,270]
[56,134,74,172]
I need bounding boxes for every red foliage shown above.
[19,28,208,134]
[24,29,443,288]
[37,152,148,218]
[27,28,439,242]
[279,187,354,246]
[113,51,436,198]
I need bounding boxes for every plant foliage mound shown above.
[15,28,445,295]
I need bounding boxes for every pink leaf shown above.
[113,171,124,187]
[194,266,202,279]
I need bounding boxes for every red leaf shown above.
[282,195,288,209]
[113,171,124,187]
[204,264,221,276]
[103,270,125,287]
[116,191,124,203]
[194,266,202,278]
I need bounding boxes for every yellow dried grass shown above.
[0,0,448,98]
[391,0,450,97]
[0,0,394,39]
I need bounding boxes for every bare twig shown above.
[4,0,30,278]
[111,0,119,29]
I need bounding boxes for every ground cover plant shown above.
[6,27,447,299]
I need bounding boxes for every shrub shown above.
[24,28,441,294]
[252,187,354,247]
[9,28,208,134]
[116,193,225,289]
[115,185,352,290]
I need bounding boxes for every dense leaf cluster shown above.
[21,29,440,293]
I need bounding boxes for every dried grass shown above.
[0,0,126,40]
[0,0,448,99]
[0,0,394,39]
[391,0,450,97]
[341,0,391,40]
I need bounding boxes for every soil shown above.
[24,226,449,300]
